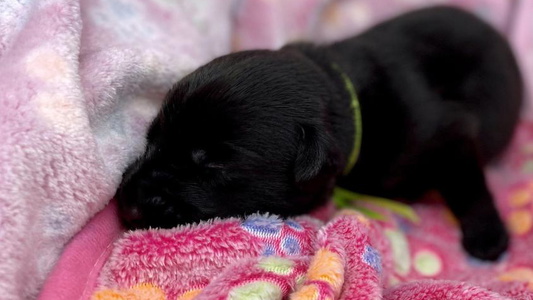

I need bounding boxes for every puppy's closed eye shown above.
[190,148,227,170]
[205,163,226,169]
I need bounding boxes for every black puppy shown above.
[116,6,522,260]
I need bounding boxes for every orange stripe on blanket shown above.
[291,248,344,299]
[291,285,320,300]
[91,283,166,300]
[177,288,202,300]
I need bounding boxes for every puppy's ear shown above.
[294,124,332,183]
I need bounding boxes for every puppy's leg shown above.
[431,110,509,260]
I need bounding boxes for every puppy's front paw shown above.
[461,214,509,261]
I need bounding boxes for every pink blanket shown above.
[1,0,532,299]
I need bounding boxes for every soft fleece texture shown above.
[88,207,533,299]
[0,0,234,299]
[1,0,533,299]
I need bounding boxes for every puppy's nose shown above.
[121,205,146,229]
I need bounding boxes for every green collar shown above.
[329,71,419,224]
[331,63,362,175]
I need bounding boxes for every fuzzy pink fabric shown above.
[38,201,121,300]
[2,0,533,299]
[0,1,234,298]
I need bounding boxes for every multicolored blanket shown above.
[2,0,533,299]
[89,204,533,299]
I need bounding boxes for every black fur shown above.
[116,6,522,260]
